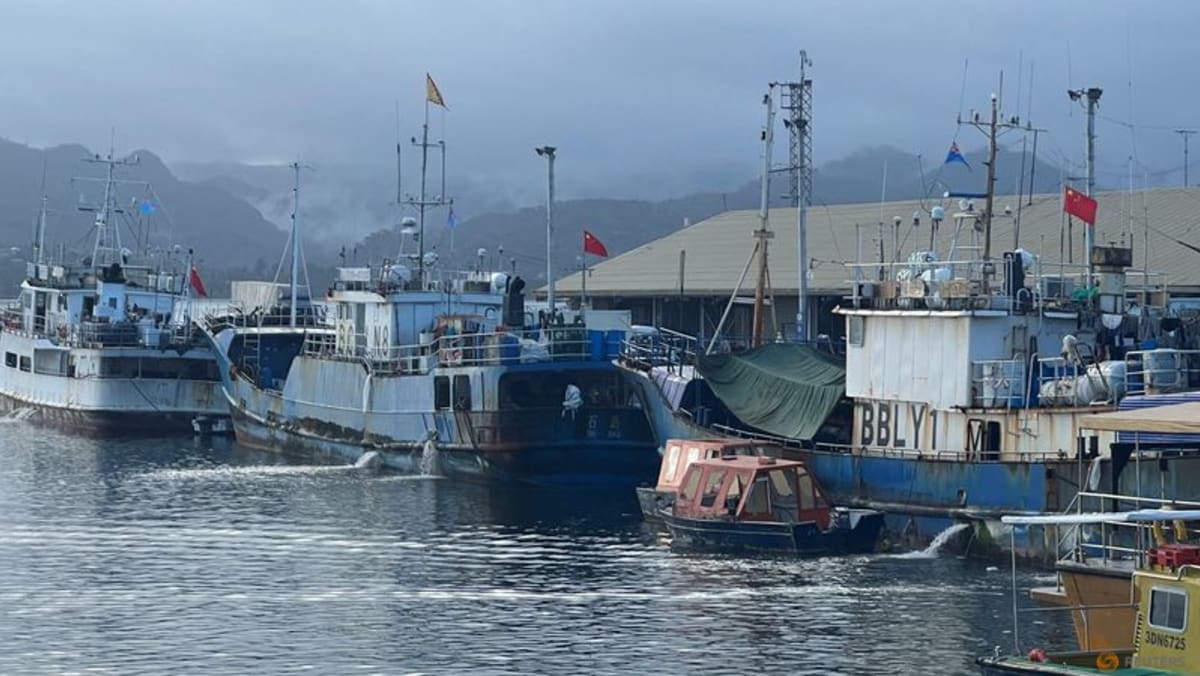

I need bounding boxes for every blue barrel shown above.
[588,330,604,361]
[604,330,625,360]
[500,334,521,364]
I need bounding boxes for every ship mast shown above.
[403,85,451,285]
[82,148,139,271]
[958,79,1025,294]
[288,162,303,327]
[751,88,776,348]
[33,162,49,267]
[778,50,812,341]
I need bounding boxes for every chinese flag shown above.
[1064,187,1098,226]
[189,265,209,298]
[583,230,609,257]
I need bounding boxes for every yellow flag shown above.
[425,73,446,108]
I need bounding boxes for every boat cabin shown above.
[654,438,779,494]
[673,456,831,529]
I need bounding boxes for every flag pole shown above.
[581,247,588,311]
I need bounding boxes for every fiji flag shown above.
[944,142,970,170]
[446,207,458,229]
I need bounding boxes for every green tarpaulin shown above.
[697,343,845,441]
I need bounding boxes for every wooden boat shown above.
[636,437,790,519]
[1023,403,1200,654]
[660,455,884,555]
[978,508,1200,674]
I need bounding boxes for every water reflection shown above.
[0,423,1071,674]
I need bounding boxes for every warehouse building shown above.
[550,189,1200,344]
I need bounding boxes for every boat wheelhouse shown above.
[661,455,884,555]
[636,437,795,518]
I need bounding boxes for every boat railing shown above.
[1123,348,1200,396]
[1042,491,1200,570]
[302,325,599,375]
[1034,355,1119,407]
[845,255,1097,315]
[618,328,706,374]
[709,423,1073,463]
[971,359,1027,409]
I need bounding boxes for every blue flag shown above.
[944,142,970,170]
[446,208,458,229]
[139,200,157,215]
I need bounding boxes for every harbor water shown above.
[0,418,1073,674]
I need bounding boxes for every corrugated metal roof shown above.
[555,188,1200,296]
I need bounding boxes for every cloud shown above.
[1,0,1197,201]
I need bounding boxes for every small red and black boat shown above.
[661,455,885,555]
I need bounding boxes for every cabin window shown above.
[679,468,702,503]
[434,376,451,410]
[796,470,816,511]
[769,469,795,498]
[662,446,681,482]
[453,375,471,411]
[848,315,865,347]
[18,356,30,372]
[685,447,701,467]
[726,474,745,508]
[768,469,799,521]
[4,352,15,368]
[1149,587,1188,632]
[99,358,139,378]
[699,470,727,508]
[745,477,770,515]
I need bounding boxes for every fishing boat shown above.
[0,150,226,435]
[1027,402,1200,653]
[978,508,1200,675]
[636,437,799,518]
[619,80,1200,561]
[660,455,884,555]
[201,92,657,485]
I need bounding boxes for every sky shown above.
[2,0,1199,204]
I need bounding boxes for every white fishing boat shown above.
[0,149,226,435]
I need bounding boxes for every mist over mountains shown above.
[0,137,1064,295]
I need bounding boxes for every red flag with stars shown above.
[583,230,608,257]
[1064,186,1098,226]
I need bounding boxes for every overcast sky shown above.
[3,0,1199,202]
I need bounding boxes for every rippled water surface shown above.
[0,421,1073,674]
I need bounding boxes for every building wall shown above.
[589,293,843,343]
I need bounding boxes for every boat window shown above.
[1149,586,1188,632]
[848,315,865,346]
[434,376,451,410]
[686,447,701,467]
[699,470,727,508]
[662,446,681,482]
[453,375,471,411]
[18,355,31,372]
[726,474,744,508]
[769,469,795,497]
[796,470,816,511]
[4,352,15,368]
[744,477,770,515]
[679,468,703,503]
